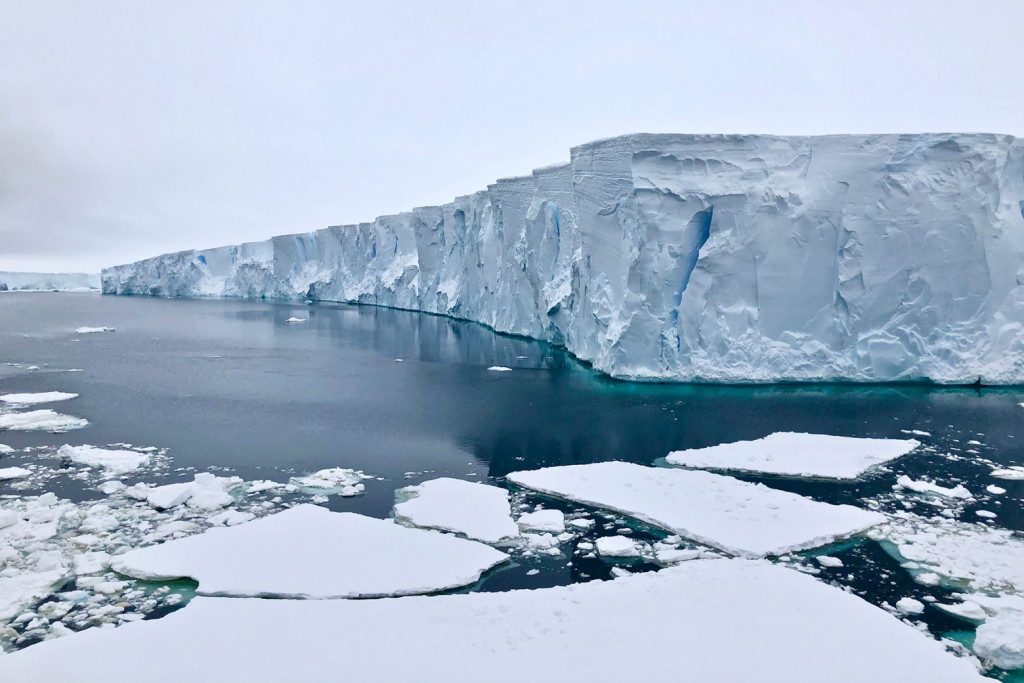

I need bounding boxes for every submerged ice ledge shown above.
[102,133,1024,384]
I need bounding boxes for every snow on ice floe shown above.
[0,410,88,432]
[289,468,371,496]
[507,462,885,557]
[111,504,508,598]
[974,610,1024,670]
[990,466,1024,481]
[0,560,986,682]
[393,478,519,544]
[486,366,512,372]
[515,508,565,533]
[284,317,306,323]
[0,392,78,405]
[894,475,973,500]
[665,432,919,480]
[0,444,14,454]
[74,327,114,334]
[0,467,32,481]
[125,473,241,510]
[57,445,150,476]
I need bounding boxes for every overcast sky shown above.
[1,0,1022,273]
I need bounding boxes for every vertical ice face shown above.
[102,133,1024,383]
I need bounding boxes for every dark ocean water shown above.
[1,292,1023,673]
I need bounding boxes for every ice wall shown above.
[102,133,1024,384]
[0,272,100,292]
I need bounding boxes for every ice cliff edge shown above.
[102,133,1024,384]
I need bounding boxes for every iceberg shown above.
[0,560,985,682]
[0,272,99,292]
[507,461,885,557]
[102,133,1024,384]
[110,504,508,598]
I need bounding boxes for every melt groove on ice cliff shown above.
[103,133,1024,384]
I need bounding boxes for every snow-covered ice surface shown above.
[111,504,508,598]
[56,445,150,476]
[0,392,78,405]
[665,432,920,479]
[0,560,985,682]
[0,272,99,292]
[0,410,88,432]
[393,478,519,544]
[102,133,1024,384]
[507,462,885,557]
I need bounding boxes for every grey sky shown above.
[1,0,1022,273]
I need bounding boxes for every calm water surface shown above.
[2,292,1023,661]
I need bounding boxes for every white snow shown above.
[507,462,885,557]
[74,327,114,334]
[486,366,512,372]
[289,468,370,496]
[0,560,985,682]
[666,432,919,479]
[0,410,88,432]
[974,610,1024,670]
[393,478,519,544]
[0,392,78,405]
[57,445,149,476]
[595,535,638,557]
[102,133,1024,385]
[0,467,31,480]
[111,504,507,598]
[895,475,973,500]
[516,508,565,533]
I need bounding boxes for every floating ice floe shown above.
[0,467,31,481]
[0,410,88,432]
[895,475,973,500]
[486,366,512,372]
[393,478,519,544]
[74,327,114,334]
[595,536,638,558]
[0,444,13,454]
[57,445,150,476]
[0,392,78,405]
[111,504,507,598]
[126,473,241,510]
[974,611,1024,671]
[508,462,885,557]
[665,432,920,480]
[0,560,985,682]
[516,508,565,533]
[873,512,1024,593]
[289,468,370,496]
[896,597,925,614]
[284,317,306,323]
[990,466,1024,481]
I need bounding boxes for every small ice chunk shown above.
[0,410,88,432]
[655,548,701,564]
[290,468,370,496]
[816,555,844,568]
[666,432,919,480]
[57,445,150,476]
[0,466,31,480]
[595,536,638,558]
[0,444,14,454]
[986,485,1007,495]
[973,611,1024,670]
[0,392,78,405]
[975,510,997,519]
[112,505,508,598]
[516,509,565,534]
[141,473,238,510]
[895,476,973,500]
[393,478,519,544]
[486,366,512,372]
[284,317,306,323]
[75,327,114,334]
[567,518,594,530]
[896,597,925,614]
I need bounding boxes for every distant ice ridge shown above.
[0,272,99,292]
[102,133,1024,383]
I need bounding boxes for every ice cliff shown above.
[0,272,99,292]
[102,133,1024,384]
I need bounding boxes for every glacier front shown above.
[102,133,1024,383]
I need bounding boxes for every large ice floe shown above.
[0,560,985,682]
[507,462,884,557]
[102,133,1024,384]
[393,477,519,543]
[0,392,78,405]
[111,504,508,598]
[0,410,88,432]
[666,432,920,479]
